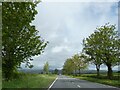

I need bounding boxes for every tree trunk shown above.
[96,64,100,77]
[79,68,81,76]
[74,69,77,76]
[107,64,113,79]
[3,48,15,81]
[97,68,100,77]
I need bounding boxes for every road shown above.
[49,75,119,90]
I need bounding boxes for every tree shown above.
[72,53,88,75]
[62,54,88,75]
[83,32,103,77]
[97,23,120,79]
[62,58,75,75]
[2,2,48,80]
[83,23,120,79]
[43,61,49,74]
[54,69,59,74]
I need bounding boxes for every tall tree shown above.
[43,61,49,74]
[83,23,120,79]
[2,2,48,80]
[62,58,75,75]
[63,54,88,75]
[97,23,120,79]
[83,32,103,77]
[72,54,88,75]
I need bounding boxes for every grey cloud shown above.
[25,2,118,70]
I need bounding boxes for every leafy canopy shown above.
[2,2,48,80]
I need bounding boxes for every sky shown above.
[21,0,119,70]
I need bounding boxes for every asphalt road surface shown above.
[49,75,119,90]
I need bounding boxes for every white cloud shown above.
[64,38,69,43]
[49,32,58,39]
[28,2,118,70]
[51,45,71,53]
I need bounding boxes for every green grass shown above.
[0,69,2,89]
[69,73,120,87]
[3,73,57,88]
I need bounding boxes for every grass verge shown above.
[69,73,120,88]
[3,73,57,88]
[0,69,2,89]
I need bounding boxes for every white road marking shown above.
[58,78,76,80]
[102,84,118,88]
[48,77,58,90]
[77,85,81,88]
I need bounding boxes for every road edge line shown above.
[48,77,58,90]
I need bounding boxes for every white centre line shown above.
[48,77,58,90]
[77,85,81,88]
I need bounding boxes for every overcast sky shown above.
[22,0,119,70]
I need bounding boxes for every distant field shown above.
[70,73,120,87]
[3,73,57,88]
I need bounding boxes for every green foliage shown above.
[43,61,49,74]
[63,53,88,75]
[83,23,120,79]
[73,53,88,75]
[54,68,59,74]
[2,2,48,80]
[63,58,75,75]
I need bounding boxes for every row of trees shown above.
[43,61,59,74]
[62,53,88,75]
[63,23,120,79]
[2,2,48,80]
